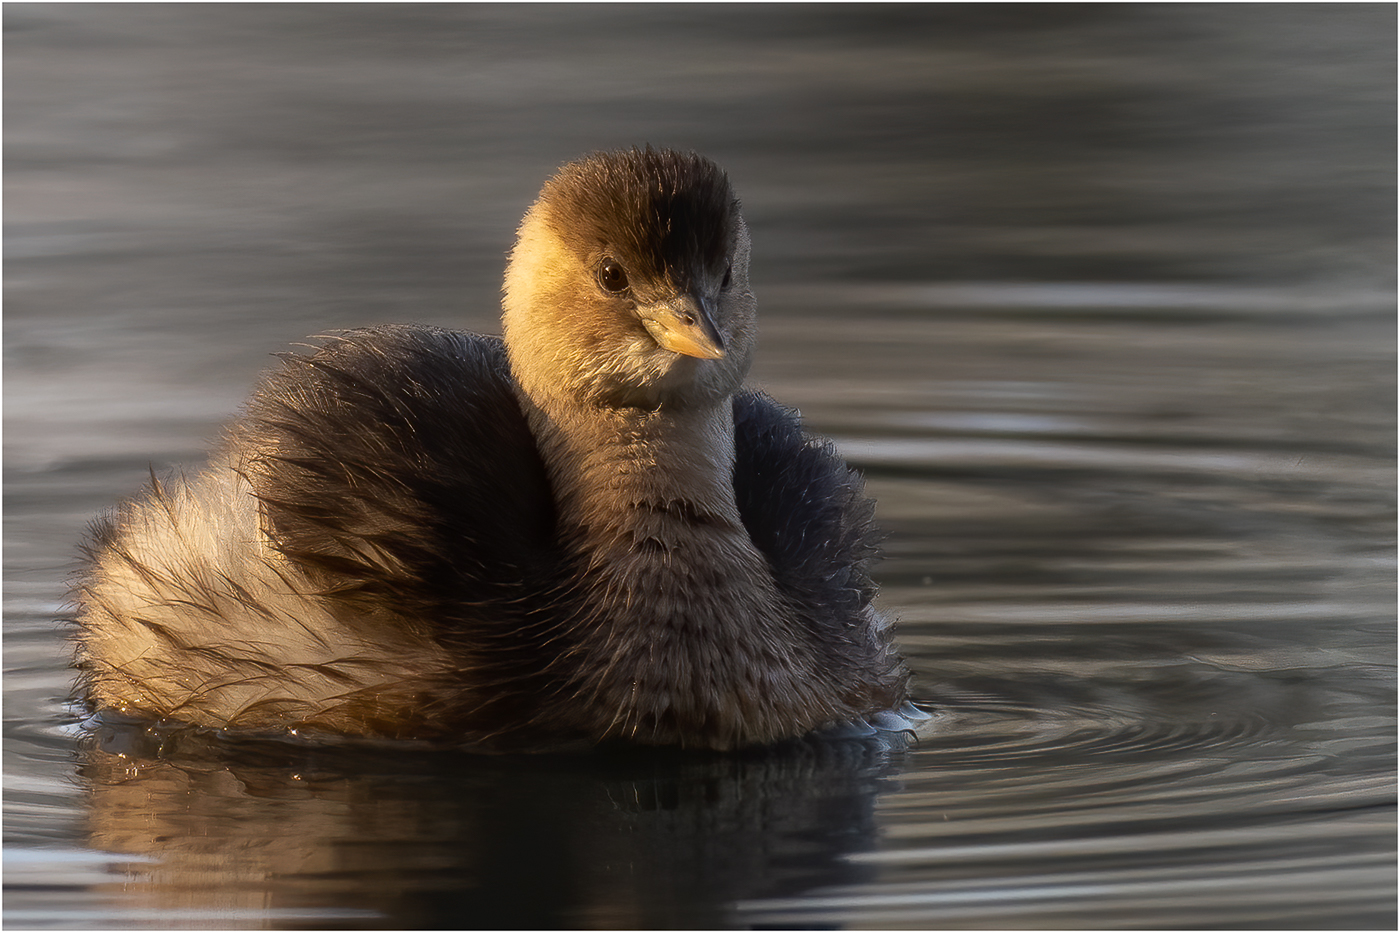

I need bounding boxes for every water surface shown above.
[5,5,1395,929]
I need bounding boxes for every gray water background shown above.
[4,3,1395,929]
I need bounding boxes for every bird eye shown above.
[598,259,629,294]
[720,260,733,290]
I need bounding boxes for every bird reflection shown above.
[78,721,905,928]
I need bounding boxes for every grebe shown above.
[74,148,916,750]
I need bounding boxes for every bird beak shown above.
[638,294,725,360]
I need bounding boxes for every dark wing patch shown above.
[731,391,882,622]
[239,325,558,623]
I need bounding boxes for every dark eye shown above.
[720,261,733,290]
[598,259,629,293]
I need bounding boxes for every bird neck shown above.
[516,390,841,747]
[520,394,747,540]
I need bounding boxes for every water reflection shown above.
[74,727,904,929]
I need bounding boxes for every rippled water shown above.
[5,5,1395,929]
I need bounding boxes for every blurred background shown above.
[5,4,1395,929]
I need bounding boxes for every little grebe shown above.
[74,148,918,750]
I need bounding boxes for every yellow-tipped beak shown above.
[639,295,725,360]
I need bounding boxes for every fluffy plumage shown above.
[74,148,912,750]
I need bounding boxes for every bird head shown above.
[503,148,757,413]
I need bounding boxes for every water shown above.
[5,4,1395,929]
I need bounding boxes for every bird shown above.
[73,147,920,752]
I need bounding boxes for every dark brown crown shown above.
[540,147,739,293]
